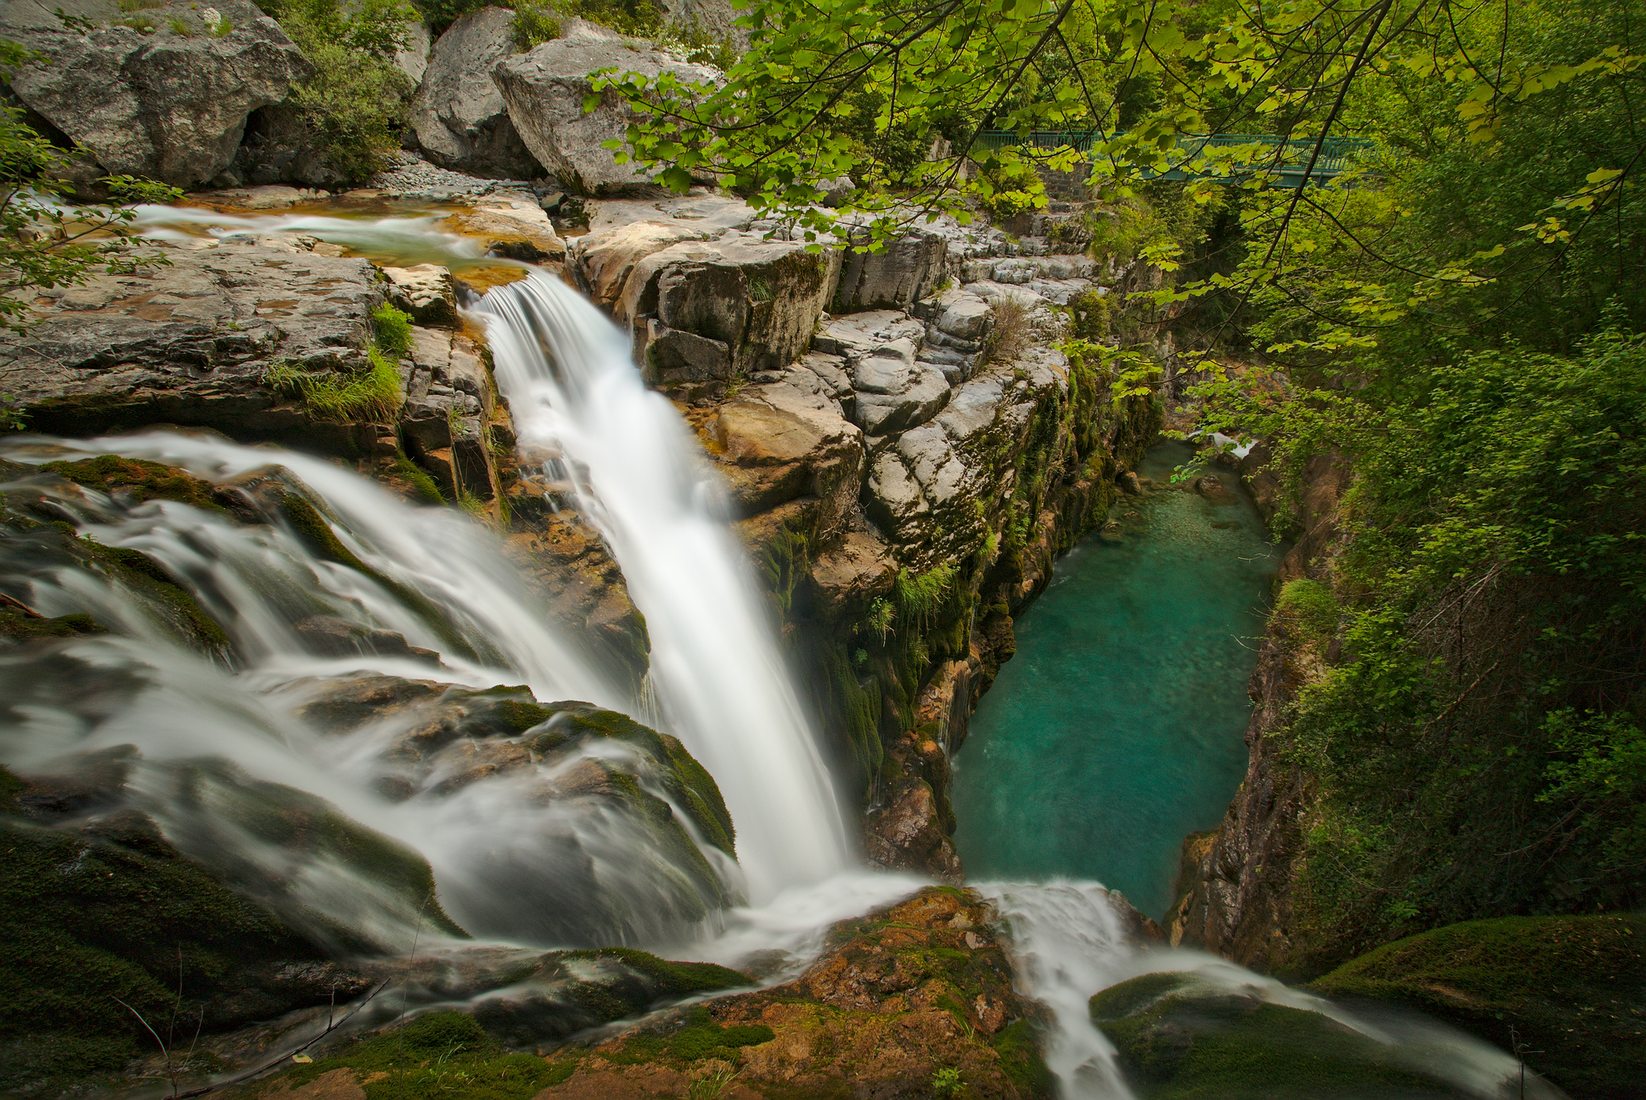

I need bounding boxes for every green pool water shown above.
[953,443,1279,919]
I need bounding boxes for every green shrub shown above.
[972,153,1046,223]
[559,0,664,36]
[512,0,560,48]
[258,0,416,182]
[1274,578,1337,642]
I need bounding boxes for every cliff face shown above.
[1167,451,1348,973]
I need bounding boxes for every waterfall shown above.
[0,436,736,950]
[983,880,1567,1100]
[473,271,851,900]
[981,882,1141,1100]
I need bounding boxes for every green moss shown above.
[562,948,749,998]
[278,491,373,572]
[77,537,230,654]
[277,1011,565,1099]
[43,455,225,512]
[0,814,327,1096]
[551,704,736,857]
[0,606,103,641]
[992,1019,1054,1096]
[1087,972,1191,1020]
[182,766,465,941]
[277,492,474,656]
[1311,914,1646,1100]
[1090,974,1465,1099]
[602,1007,775,1066]
[389,458,445,505]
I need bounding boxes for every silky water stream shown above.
[0,205,1564,1097]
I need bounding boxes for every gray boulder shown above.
[0,0,308,188]
[394,14,432,87]
[1,239,388,453]
[410,7,538,179]
[832,223,948,312]
[493,23,720,194]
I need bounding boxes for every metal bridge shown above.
[975,130,1373,186]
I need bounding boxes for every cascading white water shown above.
[474,271,851,899]
[0,436,737,950]
[982,879,1568,1100]
[981,881,1140,1100]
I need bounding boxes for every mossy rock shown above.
[542,700,737,858]
[1089,973,1470,1099]
[251,1011,576,1100]
[1310,913,1646,1099]
[0,783,341,1097]
[467,948,750,1046]
[0,605,103,642]
[42,454,228,513]
[597,1006,776,1066]
[163,760,466,948]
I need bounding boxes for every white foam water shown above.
[473,271,852,900]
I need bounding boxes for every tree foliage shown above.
[255,0,418,182]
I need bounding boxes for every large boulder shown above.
[0,0,308,188]
[0,239,387,453]
[832,223,948,312]
[410,6,538,179]
[572,225,840,394]
[707,375,865,535]
[498,887,1051,1098]
[493,22,720,194]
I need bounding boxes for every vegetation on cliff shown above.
[1184,0,1646,967]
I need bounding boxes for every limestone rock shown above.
[410,7,538,179]
[663,0,748,49]
[231,104,350,188]
[401,326,503,500]
[708,378,863,535]
[865,780,961,876]
[393,14,432,87]
[521,888,1043,1098]
[382,264,459,327]
[809,526,897,614]
[494,23,720,194]
[0,0,308,188]
[443,194,565,261]
[620,234,840,394]
[832,223,947,312]
[854,363,950,436]
[1,240,387,452]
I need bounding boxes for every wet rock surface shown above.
[1,240,384,450]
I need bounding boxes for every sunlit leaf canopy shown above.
[600,0,1645,353]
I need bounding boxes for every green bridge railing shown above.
[975,130,1373,185]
